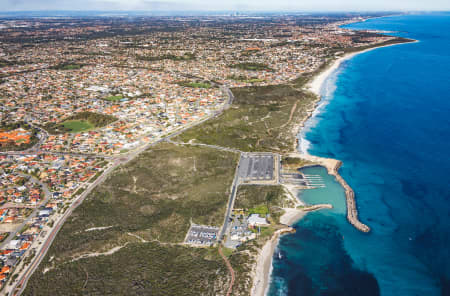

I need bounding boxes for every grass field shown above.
[178,81,212,88]
[44,111,117,134]
[60,120,94,133]
[104,94,124,102]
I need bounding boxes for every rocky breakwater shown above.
[331,161,370,232]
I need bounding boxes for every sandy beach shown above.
[307,53,356,96]
[308,40,418,97]
[251,232,280,296]
[251,227,296,296]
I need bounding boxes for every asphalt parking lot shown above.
[238,154,274,181]
[185,225,219,246]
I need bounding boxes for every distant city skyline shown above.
[2,0,450,12]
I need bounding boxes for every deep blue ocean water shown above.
[268,13,450,296]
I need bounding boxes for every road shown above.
[0,174,52,250]
[218,153,241,242]
[7,86,236,295]
[24,120,48,153]
[0,150,112,160]
[7,160,119,296]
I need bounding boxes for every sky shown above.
[2,0,450,12]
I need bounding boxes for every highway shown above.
[6,86,235,295]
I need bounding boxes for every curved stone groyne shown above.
[331,161,370,233]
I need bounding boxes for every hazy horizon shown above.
[2,0,450,13]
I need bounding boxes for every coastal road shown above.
[9,85,236,295]
[218,153,242,242]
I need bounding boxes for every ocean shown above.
[268,13,450,296]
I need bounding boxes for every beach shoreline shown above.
[250,38,417,296]
[307,40,418,98]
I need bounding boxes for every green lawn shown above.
[45,112,117,134]
[104,94,124,102]
[249,205,269,216]
[60,120,94,133]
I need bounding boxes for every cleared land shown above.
[23,142,243,295]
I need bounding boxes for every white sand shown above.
[307,52,359,96]
[308,41,417,97]
[280,208,306,226]
[251,233,279,296]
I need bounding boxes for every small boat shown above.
[278,252,283,260]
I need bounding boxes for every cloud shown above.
[2,0,450,11]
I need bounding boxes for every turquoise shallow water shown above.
[268,13,450,296]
